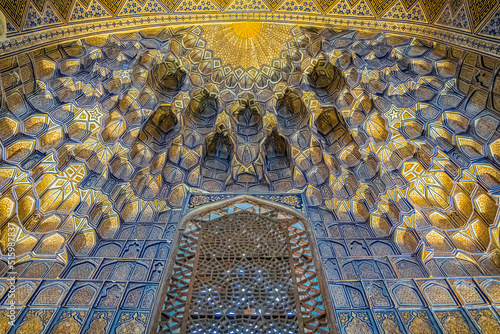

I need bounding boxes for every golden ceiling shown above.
[1,18,499,276]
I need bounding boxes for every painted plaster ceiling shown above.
[0,1,499,328]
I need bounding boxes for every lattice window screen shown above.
[157,201,332,334]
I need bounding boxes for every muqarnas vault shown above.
[0,7,500,334]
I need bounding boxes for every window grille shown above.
[158,200,332,334]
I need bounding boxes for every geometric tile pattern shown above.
[278,0,321,14]
[50,0,74,20]
[0,0,500,54]
[228,0,270,10]
[313,0,337,13]
[366,0,396,16]
[400,0,417,10]
[329,0,375,17]
[118,0,164,14]
[5,21,17,32]
[32,0,45,11]
[187,193,306,212]
[449,0,462,14]
[1,21,500,333]
[3,15,500,60]
[175,0,218,12]
[436,3,471,31]
[0,0,500,318]
[99,0,126,15]
[0,0,28,28]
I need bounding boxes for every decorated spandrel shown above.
[2,1,500,59]
[0,19,500,334]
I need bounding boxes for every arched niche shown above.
[152,194,337,334]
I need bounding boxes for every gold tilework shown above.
[366,0,396,15]
[99,0,126,15]
[1,22,500,334]
[33,0,45,11]
[420,0,447,22]
[211,0,234,10]
[449,0,463,14]
[161,0,182,12]
[400,0,417,10]
[50,0,74,19]
[0,0,28,28]
[262,0,283,10]
[469,0,499,30]
[0,0,500,55]
[203,23,291,68]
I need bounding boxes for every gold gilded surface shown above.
[345,313,374,334]
[381,316,401,334]
[232,22,263,39]
[16,310,53,334]
[50,312,81,334]
[116,314,146,334]
[408,316,435,334]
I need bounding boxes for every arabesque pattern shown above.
[1,21,500,333]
